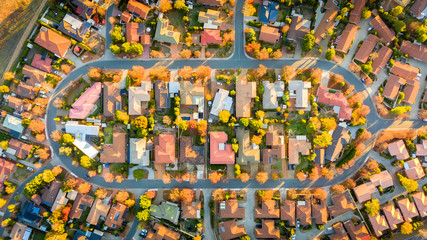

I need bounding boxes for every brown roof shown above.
[100,131,127,163]
[235,80,256,118]
[121,11,132,23]
[416,139,427,156]
[16,82,38,99]
[7,96,24,112]
[259,26,280,44]
[382,75,406,100]
[31,194,42,205]
[336,24,358,53]
[370,170,394,189]
[281,200,296,226]
[402,79,420,104]
[388,139,409,160]
[87,198,111,225]
[370,16,395,44]
[140,35,151,45]
[103,82,122,117]
[127,0,150,19]
[146,223,181,240]
[155,80,169,109]
[69,193,94,219]
[349,0,368,24]
[22,65,46,86]
[390,61,420,80]
[288,138,311,165]
[328,193,355,217]
[410,0,427,17]
[314,0,338,44]
[368,214,389,237]
[411,191,427,218]
[312,199,328,225]
[197,0,225,6]
[371,46,392,75]
[126,22,141,44]
[41,180,62,205]
[179,137,204,164]
[382,203,404,230]
[354,34,379,63]
[10,222,27,240]
[255,200,280,219]
[219,220,246,240]
[353,182,376,202]
[8,139,32,159]
[400,40,427,62]
[296,200,311,226]
[287,15,310,41]
[34,27,71,57]
[220,200,245,219]
[343,220,370,240]
[405,158,425,180]
[254,220,280,239]
[31,53,52,73]
[155,133,175,164]
[105,203,127,229]
[397,197,419,222]
[182,202,201,219]
[329,222,350,240]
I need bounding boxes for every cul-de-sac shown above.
[0,0,426,239]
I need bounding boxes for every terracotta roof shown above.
[329,222,350,240]
[209,132,235,164]
[100,131,126,163]
[349,0,367,24]
[411,191,427,218]
[370,16,395,44]
[353,182,376,202]
[390,61,420,80]
[259,25,280,44]
[34,27,71,57]
[400,40,427,62]
[219,220,246,240]
[220,200,245,219]
[402,79,420,104]
[287,15,310,41]
[382,75,406,100]
[197,0,225,6]
[179,136,204,164]
[103,82,122,117]
[201,29,222,45]
[383,203,404,230]
[69,193,94,219]
[31,53,52,72]
[7,96,24,112]
[127,0,150,19]
[182,202,201,219]
[317,86,352,120]
[87,198,111,225]
[254,220,280,239]
[354,34,379,63]
[69,82,102,119]
[368,214,389,237]
[296,200,311,226]
[371,46,392,75]
[312,199,327,225]
[281,200,296,226]
[263,131,286,165]
[328,193,355,217]
[105,203,126,229]
[154,133,175,164]
[146,223,181,240]
[410,0,427,17]
[121,11,131,23]
[416,140,427,156]
[126,22,144,44]
[255,200,280,219]
[0,158,15,189]
[16,82,38,99]
[10,222,28,240]
[388,140,409,160]
[235,80,256,118]
[140,34,151,44]
[8,138,32,159]
[288,137,311,165]
[314,0,338,44]
[336,24,358,53]
[397,197,419,222]
[404,158,425,180]
[41,180,61,206]
[22,65,46,86]
[343,220,371,240]
[370,170,394,189]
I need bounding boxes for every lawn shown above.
[295,155,312,173]
[288,122,308,135]
[277,8,290,22]
[104,127,113,144]
[165,10,186,37]
[12,166,31,181]
[64,80,90,106]
[188,6,205,27]
[32,230,46,240]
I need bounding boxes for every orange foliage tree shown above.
[104,173,114,183]
[115,191,130,203]
[180,189,194,204]
[28,118,45,134]
[208,171,223,184]
[158,0,172,12]
[256,171,268,184]
[77,182,92,194]
[162,173,172,184]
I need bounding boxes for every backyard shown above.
[64,80,90,106]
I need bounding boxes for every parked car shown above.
[26,167,34,172]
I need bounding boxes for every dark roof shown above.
[73,230,103,240]
[259,1,279,24]
[41,180,62,206]
[17,201,44,228]
[325,126,350,161]
[179,136,204,164]
[314,148,325,165]
[155,80,170,109]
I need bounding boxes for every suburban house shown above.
[313,0,338,44]
[128,81,151,115]
[399,40,427,62]
[209,131,235,164]
[390,61,420,80]
[383,75,406,100]
[354,34,380,63]
[69,193,94,219]
[198,9,222,29]
[288,136,311,166]
[259,0,279,24]
[335,24,358,53]
[348,0,367,24]
[16,82,38,99]
[325,126,350,162]
[51,190,68,211]
[219,220,246,240]
[72,0,96,20]
[100,131,127,163]
[201,29,222,45]
[296,199,311,226]
[370,15,395,45]
[370,170,394,189]
[126,22,150,44]
[87,198,111,225]
[287,15,310,42]
[255,200,280,219]
[254,220,280,239]
[343,220,370,240]
[387,139,409,160]
[0,158,15,189]
[7,96,27,113]
[235,127,260,165]
[289,80,311,109]
[65,122,100,159]
[58,13,91,42]
[154,17,181,44]
[182,202,202,219]
[262,81,284,110]
[17,201,45,228]
[103,82,122,119]
[126,0,151,19]
[220,200,245,219]
[259,26,280,44]
[146,223,181,240]
[3,114,24,137]
[317,86,352,120]
[402,79,421,104]
[179,136,204,165]
[41,180,61,207]
[10,222,32,240]
[155,80,170,110]
[235,80,256,118]
[411,191,427,217]
[210,88,233,117]
[263,131,286,165]
[31,53,52,72]
[382,203,404,230]
[368,214,389,237]
[329,222,349,239]
[312,199,327,225]
[328,193,355,218]
[120,11,132,23]
[154,133,175,164]
[180,81,204,108]
[69,82,102,119]
[410,0,427,20]
[7,139,32,159]
[73,230,103,240]
[416,140,427,158]
[280,200,296,226]
[398,197,419,222]
[105,203,127,229]
[150,201,180,225]
[371,46,392,76]
[129,138,151,166]
[314,148,325,166]
[353,182,376,202]
[22,65,46,86]
[197,0,225,6]
[404,158,425,180]
[34,27,71,58]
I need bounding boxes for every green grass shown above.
[277,8,290,22]
[64,80,90,106]
[288,122,307,135]
[32,230,46,240]
[12,166,31,181]
[104,127,113,144]
[295,155,312,173]
[165,10,186,36]
[188,6,204,27]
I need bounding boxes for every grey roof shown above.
[325,126,350,161]
[263,81,284,109]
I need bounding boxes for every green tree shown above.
[239,118,249,127]
[131,43,144,55]
[249,119,263,131]
[136,209,150,221]
[80,156,92,168]
[121,42,132,54]
[365,199,380,216]
[174,0,189,12]
[361,62,373,74]
[393,20,406,33]
[397,92,405,104]
[218,110,231,123]
[111,25,124,43]
[391,6,403,17]
[313,132,332,147]
[115,110,129,124]
[139,195,152,209]
[307,122,318,134]
[255,110,265,119]
[131,116,148,129]
[242,2,256,16]
[325,48,335,60]
[110,45,121,54]
[362,8,371,19]
[134,169,146,180]
[390,106,411,115]
[302,33,315,52]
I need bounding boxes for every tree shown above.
[60,133,75,144]
[254,64,267,78]
[110,45,121,54]
[131,116,148,130]
[36,148,50,160]
[115,191,130,203]
[218,110,231,123]
[391,106,411,115]
[313,131,333,147]
[361,62,373,74]
[302,33,315,52]
[115,110,129,124]
[0,198,6,208]
[239,118,249,127]
[158,0,172,12]
[365,199,380,216]
[330,185,345,195]
[1,218,15,227]
[104,173,114,183]
[162,173,172,184]
[249,119,263,130]
[95,188,108,199]
[150,50,165,58]
[0,85,9,93]
[179,49,192,59]
[174,0,189,12]
[398,174,418,192]
[140,195,152,209]
[43,170,55,183]
[111,26,124,43]
[255,110,265,119]
[180,189,194,204]
[87,67,102,80]
[271,49,282,59]
[296,172,307,181]
[362,8,371,19]
[313,188,327,200]
[80,156,92,168]
[256,172,268,184]
[8,204,18,212]
[121,42,132,54]
[287,189,297,200]
[400,222,413,234]
[128,66,145,84]
[78,182,92,194]
[321,167,335,180]
[209,172,223,184]
[0,140,8,150]
[255,48,269,60]
[281,65,294,82]
[3,72,14,80]
[150,66,170,81]
[242,2,256,16]
[136,209,150,221]
[251,135,262,145]
[325,48,335,60]
[343,178,356,189]
[4,182,15,195]
[320,118,337,131]
[391,6,403,17]
[393,20,406,33]
[239,173,250,182]
[51,130,63,142]
[28,118,45,134]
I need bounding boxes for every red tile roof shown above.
[317,86,352,120]
[8,139,32,159]
[255,200,280,219]
[34,27,71,57]
[0,158,15,189]
[370,170,394,189]
[105,203,127,229]
[371,46,392,75]
[31,53,52,72]
[348,0,367,24]
[354,34,379,63]
[209,132,235,164]
[400,40,427,62]
[382,75,406,100]
[383,203,404,230]
[296,200,311,226]
[336,24,358,53]
[254,220,280,239]
[370,16,395,44]
[328,193,355,217]
[121,11,132,23]
[402,79,420,104]
[343,220,371,240]
[398,197,419,222]
[100,132,127,163]
[182,202,201,219]
[201,29,222,45]
[390,61,420,80]
[368,214,389,237]
[330,222,350,240]
[314,0,338,44]
[410,0,427,17]
[219,220,246,240]
[280,200,295,226]
[220,200,245,219]
[22,65,47,86]
[126,22,140,44]
[353,182,376,202]
[312,199,327,225]
[405,158,425,180]
[411,191,427,218]
[259,26,280,44]
[127,0,150,19]
[154,133,175,164]
[388,139,409,160]
[69,193,94,219]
